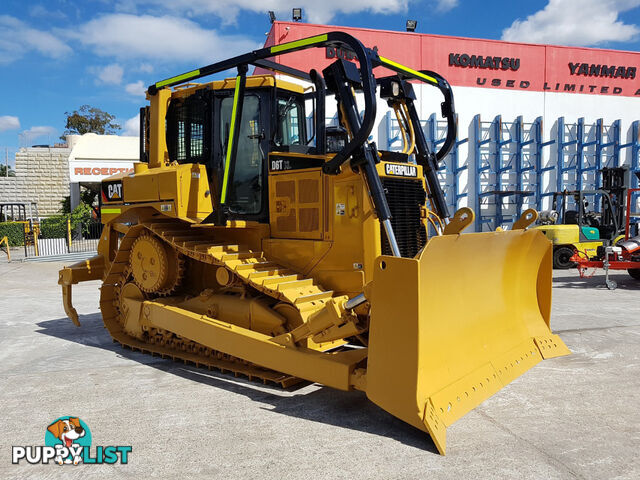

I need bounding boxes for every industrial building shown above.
[0,134,138,216]
[265,22,640,231]
[66,134,138,211]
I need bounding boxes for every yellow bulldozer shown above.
[58,32,569,454]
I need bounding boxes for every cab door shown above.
[214,88,271,223]
[268,91,323,240]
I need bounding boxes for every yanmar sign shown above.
[568,62,636,79]
[547,61,640,95]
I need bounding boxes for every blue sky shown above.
[1,0,640,165]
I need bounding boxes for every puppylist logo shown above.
[12,416,132,466]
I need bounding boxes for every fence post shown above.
[0,236,10,262]
[33,224,39,257]
[67,216,72,248]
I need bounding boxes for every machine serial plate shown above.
[269,155,325,172]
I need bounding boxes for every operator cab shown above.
[163,76,309,223]
[142,37,456,250]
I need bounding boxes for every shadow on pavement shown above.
[36,312,438,454]
[552,270,640,290]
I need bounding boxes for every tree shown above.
[0,165,15,177]
[59,184,100,216]
[61,105,121,139]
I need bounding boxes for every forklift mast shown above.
[601,167,628,230]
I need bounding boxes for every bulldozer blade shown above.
[365,229,569,455]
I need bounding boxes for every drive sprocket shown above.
[129,232,184,295]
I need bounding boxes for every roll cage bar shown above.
[147,31,457,252]
[148,31,456,166]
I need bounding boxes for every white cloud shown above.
[125,80,146,97]
[0,116,20,132]
[501,0,640,46]
[138,63,154,74]
[19,126,57,143]
[435,0,458,12]
[113,0,411,25]
[63,14,260,64]
[0,15,72,64]
[92,63,125,85]
[29,4,67,20]
[122,114,140,136]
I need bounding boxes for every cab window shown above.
[275,95,305,147]
[166,94,207,164]
[220,94,262,215]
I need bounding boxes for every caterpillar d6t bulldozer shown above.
[58,32,569,454]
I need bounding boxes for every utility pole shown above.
[5,147,8,177]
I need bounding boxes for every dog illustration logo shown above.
[45,416,92,465]
[12,416,131,465]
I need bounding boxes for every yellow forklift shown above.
[534,167,627,268]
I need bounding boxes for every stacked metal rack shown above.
[554,118,615,215]
[472,115,540,232]
[625,121,640,234]
[384,113,640,232]
[424,113,468,215]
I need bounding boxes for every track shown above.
[99,218,339,387]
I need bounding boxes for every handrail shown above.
[372,64,456,162]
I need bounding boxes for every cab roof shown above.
[169,74,305,99]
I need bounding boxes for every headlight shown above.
[391,81,400,97]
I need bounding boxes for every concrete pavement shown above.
[0,260,638,479]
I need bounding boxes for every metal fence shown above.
[23,220,103,258]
